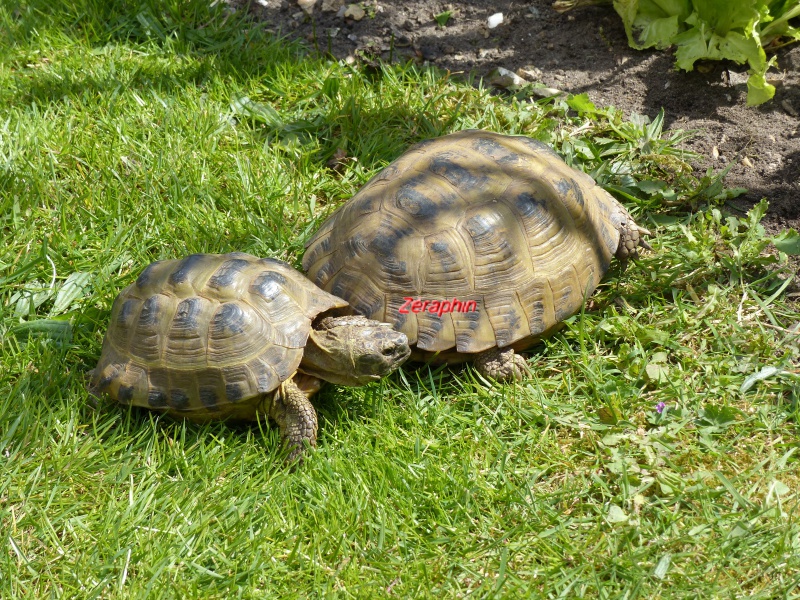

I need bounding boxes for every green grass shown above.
[2,1,799,597]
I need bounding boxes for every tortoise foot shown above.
[271,378,319,463]
[474,348,530,382]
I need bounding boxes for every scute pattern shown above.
[92,253,347,418]
[303,130,629,360]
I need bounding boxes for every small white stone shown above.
[297,0,315,15]
[488,67,526,88]
[256,0,269,6]
[487,13,503,28]
[344,4,366,20]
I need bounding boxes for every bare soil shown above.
[241,0,800,233]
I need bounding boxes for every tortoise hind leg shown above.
[269,377,319,462]
[473,348,530,382]
[615,216,652,261]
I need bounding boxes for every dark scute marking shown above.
[168,254,208,285]
[351,193,379,214]
[212,303,246,335]
[199,387,219,409]
[313,261,338,288]
[118,385,135,404]
[392,311,407,330]
[260,257,293,270]
[138,295,161,326]
[330,278,354,302]
[135,262,160,288]
[148,389,169,409]
[252,271,288,301]
[98,375,114,391]
[354,298,384,318]
[465,310,481,330]
[517,137,559,158]
[505,311,523,333]
[116,299,138,328]
[430,156,485,189]
[495,153,521,165]
[397,180,442,219]
[367,224,414,259]
[472,136,515,162]
[256,374,275,394]
[555,286,574,321]
[174,297,202,330]
[225,383,245,402]
[431,241,447,253]
[555,179,584,207]
[344,234,369,258]
[208,258,251,289]
[515,192,546,218]
[169,389,191,410]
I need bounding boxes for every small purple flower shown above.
[656,402,666,414]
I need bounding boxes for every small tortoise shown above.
[90,252,410,459]
[303,130,650,382]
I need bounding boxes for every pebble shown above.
[488,67,526,88]
[344,4,365,20]
[487,13,503,28]
[297,0,315,14]
[782,99,798,117]
[321,0,343,11]
[517,67,542,80]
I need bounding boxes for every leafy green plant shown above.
[434,10,453,27]
[555,0,800,105]
[615,0,800,105]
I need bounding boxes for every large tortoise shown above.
[303,130,650,382]
[90,252,410,459]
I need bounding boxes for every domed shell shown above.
[303,130,628,361]
[92,253,347,419]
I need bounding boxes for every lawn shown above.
[1,1,799,598]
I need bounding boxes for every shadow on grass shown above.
[3,0,467,169]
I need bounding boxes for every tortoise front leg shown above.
[269,377,319,462]
[474,348,530,382]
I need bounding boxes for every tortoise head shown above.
[300,315,410,386]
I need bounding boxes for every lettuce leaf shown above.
[612,0,800,105]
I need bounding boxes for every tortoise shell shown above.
[302,130,631,362]
[91,252,347,419]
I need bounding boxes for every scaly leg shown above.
[269,377,319,462]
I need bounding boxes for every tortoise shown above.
[302,130,650,382]
[90,252,410,459]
